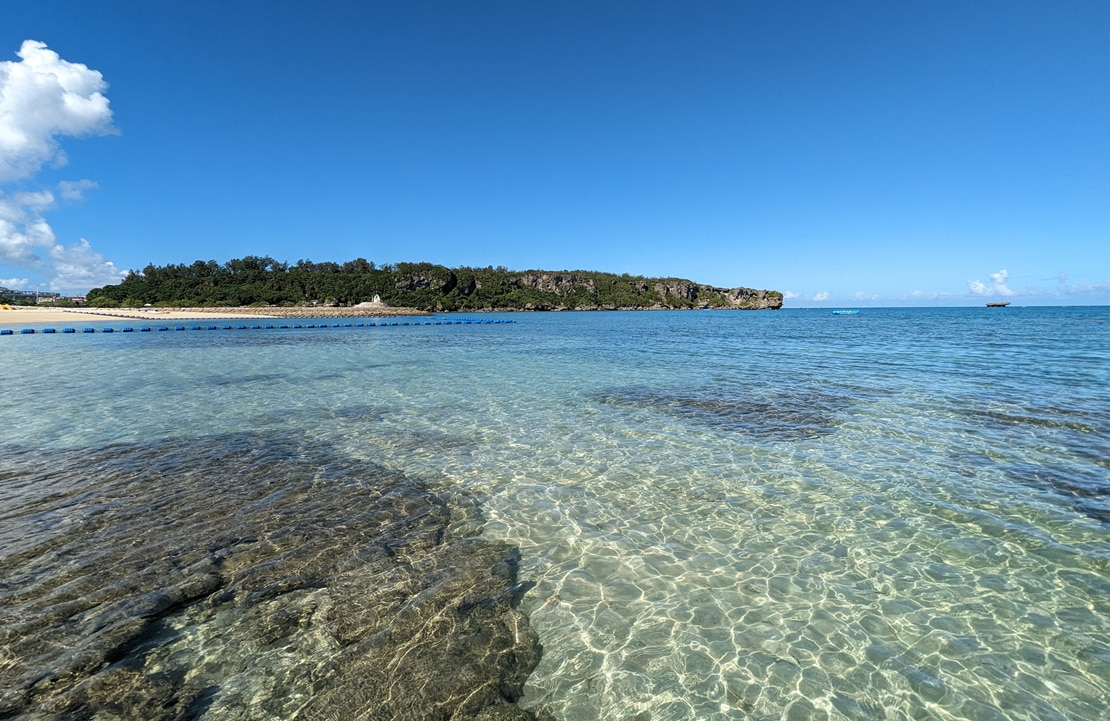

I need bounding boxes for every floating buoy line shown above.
[0,318,514,337]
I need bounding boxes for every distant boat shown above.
[986,302,1010,308]
[832,309,860,315]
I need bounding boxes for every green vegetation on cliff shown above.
[87,257,783,311]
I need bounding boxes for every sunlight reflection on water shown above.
[1,308,1108,720]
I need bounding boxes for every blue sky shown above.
[1,1,1107,305]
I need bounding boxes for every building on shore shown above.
[0,286,74,304]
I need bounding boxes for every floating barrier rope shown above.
[0,318,514,337]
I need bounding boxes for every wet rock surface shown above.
[0,433,544,720]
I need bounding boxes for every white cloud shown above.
[49,237,125,291]
[0,40,116,182]
[0,190,57,265]
[812,291,829,302]
[852,291,878,301]
[967,269,1014,297]
[0,41,121,294]
[783,290,800,299]
[1,276,30,288]
[1057,278,1110,296]
[0,181,122,293]
[58,178,97,201]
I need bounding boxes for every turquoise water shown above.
[2,307,1109,720]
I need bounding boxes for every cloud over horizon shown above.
[0,40,122,293]
[49,237,125,290]
[967,269,1014,297]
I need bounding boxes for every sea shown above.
[1,306,1108,721]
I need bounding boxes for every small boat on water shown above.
[832,309,860,315]
[986,302,1010,308]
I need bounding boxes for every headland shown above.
[81,258,784,312]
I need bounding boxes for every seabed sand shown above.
[0,305,431,326]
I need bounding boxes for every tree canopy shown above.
[86,257,781,311]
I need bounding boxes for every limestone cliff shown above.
[424,271,784,311]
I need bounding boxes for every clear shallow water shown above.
[2,307,1108,720]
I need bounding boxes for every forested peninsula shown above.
[87,257,783,312]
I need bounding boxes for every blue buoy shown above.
[0,318,509,339]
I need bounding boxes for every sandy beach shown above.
[0,305,432,326]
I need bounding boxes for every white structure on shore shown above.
[0,286,62,303]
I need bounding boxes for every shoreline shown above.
[0,305,432,326]
[0,302,784,327]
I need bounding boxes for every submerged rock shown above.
[592,385,849,440]
[0,433,544,720]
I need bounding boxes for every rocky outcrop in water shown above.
[0,434,545,720]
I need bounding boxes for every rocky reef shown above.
[0,433,545,720]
